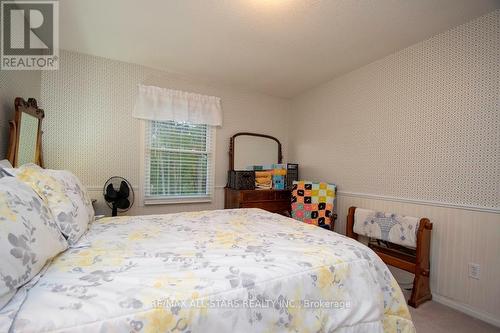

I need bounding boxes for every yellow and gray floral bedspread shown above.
[2,209,415,332]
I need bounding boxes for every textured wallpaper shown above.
[40,50,290,213]
[0,71,41,159]
[291,10,499,210]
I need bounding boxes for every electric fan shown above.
[103,176,134,216]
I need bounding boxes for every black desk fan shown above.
[103,177,134,216]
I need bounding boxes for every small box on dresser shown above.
[227,170,255,190]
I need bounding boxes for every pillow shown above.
[0,177,68,308]
[43,169,95,235]
[0,160,13,168]
[3,163,39,177]
[10,165,94,245]
[0,168,13,178]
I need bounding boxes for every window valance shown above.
[132,84,223,126]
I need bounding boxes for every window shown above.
[144,120,215,204]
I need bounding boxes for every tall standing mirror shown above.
[7,97,45,167]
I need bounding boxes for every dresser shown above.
[224,188,291,215]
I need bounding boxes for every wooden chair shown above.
[346,206,433,307]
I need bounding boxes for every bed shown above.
[1,206,415,332]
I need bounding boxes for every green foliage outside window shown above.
[148,121,210,197]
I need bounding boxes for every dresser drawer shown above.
[241,190,275,202]
[241,201,290,213]
[275,191,291,201]
[225,188,292,216]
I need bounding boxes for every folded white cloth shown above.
[354,208,420,248]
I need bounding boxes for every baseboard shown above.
[432,293,500,328]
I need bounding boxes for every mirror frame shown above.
[7,97,45,167]
[229,132,282,170]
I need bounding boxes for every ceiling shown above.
[59,0,499,98]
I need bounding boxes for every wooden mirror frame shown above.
[228,132,282,170]
[7,97,45,167]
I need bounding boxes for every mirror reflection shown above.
[234,135,279,170]
[7,97,44,167]
[17,113,38,166]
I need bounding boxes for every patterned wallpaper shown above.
[0,71,41,159]
[290,10,499,210]
[7,10,499,212]
[40,50,290,213]
[41,51,144,188]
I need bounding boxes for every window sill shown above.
[144,197,213,205]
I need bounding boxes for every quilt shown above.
[291,181,336,228]
[353,208,420,248]
[1,209,414,332]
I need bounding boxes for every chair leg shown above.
[408,269,432,308]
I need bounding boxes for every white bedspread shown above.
[2,209,414,332]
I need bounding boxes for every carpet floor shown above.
[404,292,499,332]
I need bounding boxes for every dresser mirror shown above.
[226,133,290,215]
[7,97,45,167]
[229,132,282,170]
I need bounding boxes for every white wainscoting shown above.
[334,192,500,327]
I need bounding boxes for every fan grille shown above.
[103,177,135,214]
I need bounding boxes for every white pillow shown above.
[43,169,95,239]
[0,160,13,168]
[0,168,12,178]
[0,177,68,308]
[9,165,94,245]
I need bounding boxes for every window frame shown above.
[140,120,216,205]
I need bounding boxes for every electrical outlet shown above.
[468,263,480,280]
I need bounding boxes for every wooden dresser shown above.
[224,188,291,215]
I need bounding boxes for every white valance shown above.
[133,84,223,126]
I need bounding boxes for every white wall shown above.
[290,10,499,325]
[0,71,41,159]
[40,50,290,215]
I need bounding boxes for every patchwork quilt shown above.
[291,181,336,228]
[1,209,414,332]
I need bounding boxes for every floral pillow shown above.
[0,177,68,309]
[6,164,67,203]
[9,165,94,245]
[43,169,95,240]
